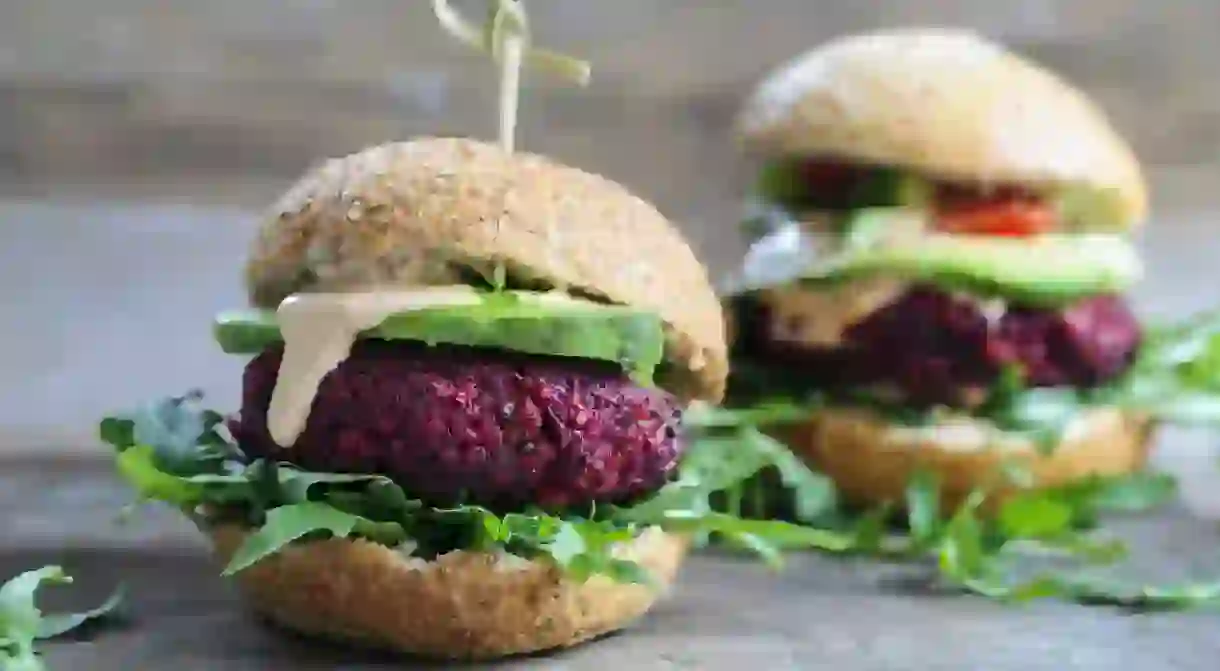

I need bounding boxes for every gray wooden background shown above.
[2,0,1219,459]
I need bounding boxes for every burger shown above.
[720,28,1220,513]
[101,137,820,660]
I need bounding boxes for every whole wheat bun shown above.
[736,28,1147,228]
[779,406,1154,511]
[243,137,727,402]
[205,524,688,660]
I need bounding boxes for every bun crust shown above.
[737,28,1147,228]
[243,137,727,402]
[205,524,688,660]
[779,406,1154,511]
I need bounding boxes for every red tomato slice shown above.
[935,199,1056,237]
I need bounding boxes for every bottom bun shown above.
[204,524,688,660]
[780,406,1155,511]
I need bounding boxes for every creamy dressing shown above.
[267,286,484,447]
[755,283,1012,348]
[759,278,908,347]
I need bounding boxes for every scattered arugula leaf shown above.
[904,470,942,551]
[222,502,408,576]
[101,391,867,586]
[936,491,989,584]
[0,567,124,671]
[694,385,1218,609]
[35,587,124,640]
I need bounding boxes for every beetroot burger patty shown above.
[733,285,1142,408]
[232,340,683,511]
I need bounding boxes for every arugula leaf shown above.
[847,506,894,555]
[738,428,838,521]
[936,491,989,583]
[1,567,124,671]
[685,399,819,430]
[706,304,1220,608]
[35,587,124,640]
[103,391,861,586]
[680,401,837,526]
[534,520,652,585]
[708,352,1220,608]
[1111,311,1220,424]
[904,470,942,550]
[223,502,408,575]
[114,444,207,505]
[1043,575,1220,611]
[997,494,1074,539]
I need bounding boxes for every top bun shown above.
[243,137,727,403]
[736,28,1147,228]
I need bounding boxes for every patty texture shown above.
[732,285,1141,407]
[233,341,683,510]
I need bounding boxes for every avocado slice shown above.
[812,209,1143,305]
[213,291,666,382]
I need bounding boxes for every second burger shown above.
[722,28,1220,511]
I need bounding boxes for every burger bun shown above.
[736,28,1147,229]
[780,406,1154,511]
[205,524,688,660]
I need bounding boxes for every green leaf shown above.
[905,470,942,548]
[710,333,1220,609]
[739,428,838,521]
[654,511,854,554]
[97,417,135,451]
[1033,472,1179,532]
[543,523,588,567]
[1087,472,1178,513]
[937,492,989,582]
[266,463,390,504]
[997,494,1074,540]
[1114,310,1220,426]
[848,505,893,555]
[0,566,125,671]
[35,586,125,640]
[1143,392,1220,425]
[683,399,819,430]
[1,567,69,640]
[223,502,407,576]
[958,572,1220,611]
[1059,577,1220,611]
[105,391,864,587]
[114,444,206,506]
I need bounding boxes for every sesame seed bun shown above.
[243,137,727,403]
[204,524,688,660]
[778,406,1154,511]
[736,28,1147,229]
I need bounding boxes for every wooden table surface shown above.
[4,2,1220,669]
[5,458,1220,670]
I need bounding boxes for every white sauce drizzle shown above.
[267,286,482,447]
[887,407,1120,453]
